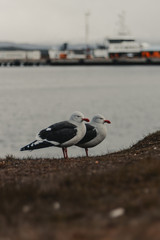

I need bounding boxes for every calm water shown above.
[0,66,160,158]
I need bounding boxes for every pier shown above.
[1,58,160,66]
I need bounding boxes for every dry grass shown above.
[0,131,160,240]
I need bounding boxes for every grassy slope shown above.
[0,131,160,240]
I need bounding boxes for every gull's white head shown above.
[91,114,111,124]
[70,111,90,123]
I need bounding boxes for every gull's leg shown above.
[65,148,68,159]
[62,147,66,159]
[85,148,88,157]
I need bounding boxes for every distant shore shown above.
[1,58,160,66]
[0,131,160,240]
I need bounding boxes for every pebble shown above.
[0,161,5,166]
[144,188,149,194]
[109,208,125,218]
[22,205,31,213]
[53,202,61,210]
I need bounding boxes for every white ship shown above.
[106,35,149,58]
[106,12,149,58]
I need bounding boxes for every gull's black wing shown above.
[38,121,77,144]
[77,124,97,145]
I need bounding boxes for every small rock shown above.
[109,208,125,218]
[22,205,31,213]
[53,202,60,210]
[0,161,5,166]
[144,188,149,194]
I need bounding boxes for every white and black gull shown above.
[76,114,111,157]
[20,111,90,159]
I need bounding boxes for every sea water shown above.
[0,66,159,158]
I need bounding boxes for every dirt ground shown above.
[0,131,160,240]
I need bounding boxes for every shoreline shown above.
[1,58,160,66]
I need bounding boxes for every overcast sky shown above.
[0,0,160,44]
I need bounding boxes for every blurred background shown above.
[0,0,160,158]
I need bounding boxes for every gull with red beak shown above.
[20,111,89,159]
[76,114,111,157]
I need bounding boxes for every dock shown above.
[1,57,160,66]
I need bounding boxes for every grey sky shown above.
[0,0,159,44]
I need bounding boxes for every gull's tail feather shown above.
[20,140,54,151]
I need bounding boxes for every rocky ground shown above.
[0,131,160,240]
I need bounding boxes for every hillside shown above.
[0,131,160,240]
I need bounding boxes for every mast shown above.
[85,11,90,46]
[117,11,130,36]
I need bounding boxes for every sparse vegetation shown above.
[0,131,160,240]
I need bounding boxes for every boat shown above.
[106,12,149,59]
[106,35,149,58]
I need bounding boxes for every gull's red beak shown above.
[104,120,111,124]
[82,118,90,122]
